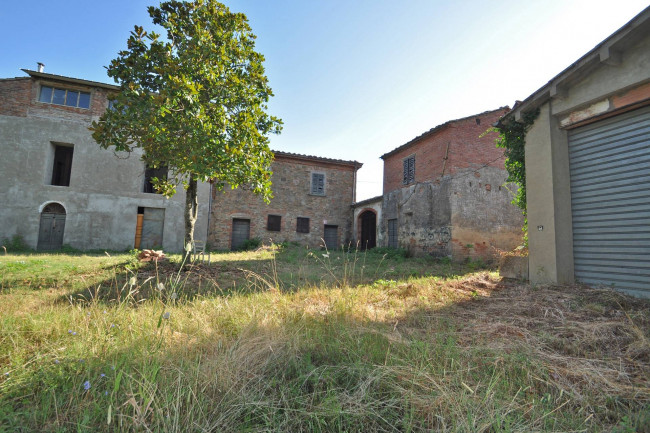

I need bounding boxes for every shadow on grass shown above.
[56,246,487,306]
[5,271,649,432]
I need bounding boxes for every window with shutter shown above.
[403,155,415,184]
[311,173,325,195]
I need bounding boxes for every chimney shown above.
[37,62,45,73]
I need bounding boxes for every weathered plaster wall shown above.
[0,77,209,252]
[551,37,650,117]
[381,181,453,257]
[450,167,524,261]
[209,156,357,250]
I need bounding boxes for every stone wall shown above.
[379,107,524,260]
[209,154,359,250]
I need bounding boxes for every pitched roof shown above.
[380,107,509,159]
[501,6,650,124]
[273,150,362,169]
[21,69,119,91]
[352,195,383,208]
[18,69,363,169]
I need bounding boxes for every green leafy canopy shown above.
[90,0,282,201]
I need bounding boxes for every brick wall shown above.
[382,108,509,194]
[379,107,524,260]
[208,154,359,250]
[0,75,113,123]
[0,78,31,117]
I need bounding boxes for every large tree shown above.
[91,0,281,262]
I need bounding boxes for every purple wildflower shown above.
[83,381,91,391]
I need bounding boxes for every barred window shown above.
[311,173,325,195]
[267,214,282,231]
[403,155,415,185]
[296,217,310,233]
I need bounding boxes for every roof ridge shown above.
[380,106,509,159]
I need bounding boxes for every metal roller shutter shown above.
[568,105,650,296]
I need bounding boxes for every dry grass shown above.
[0,247,648,432]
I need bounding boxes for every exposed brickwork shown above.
[380,107,524,260]
[0,74,113,123]
[0,78,31,117]
[382,108,509,194]
[209,154,360,250]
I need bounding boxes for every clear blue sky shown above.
[2,0,647,200]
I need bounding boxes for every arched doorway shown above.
[359,210,377,250]
[38,203,66,251]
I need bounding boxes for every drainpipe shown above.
[205,180,213,244]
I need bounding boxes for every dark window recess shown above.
[267,214,282,231]
[51,145,74,186]
[144,165,168,193]
[311,173,325,195]
[403,155,415,184]
[388,219,398,248]
[39,85,90,109]
[296,217,310,233]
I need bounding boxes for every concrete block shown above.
[500,256,529,280]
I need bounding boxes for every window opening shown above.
[296,217,310,233]
[144,165,168,193]
[51,145,74,186]
[267,214,282,231]
[39,85,90,109]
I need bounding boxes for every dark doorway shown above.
[359,211,377,249]
[231,218,251,250]
[37,203,66,251]
[323,225,338,250]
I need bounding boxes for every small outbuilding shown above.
[500,7,650,297]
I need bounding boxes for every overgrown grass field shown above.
[0,245,648,432]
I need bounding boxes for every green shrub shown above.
[370,246,408,259]
[241,238,262,251]
[1,235,32,253]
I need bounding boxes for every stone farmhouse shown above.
[0,68,210,252]
[208,152,361,250]
[500,6,650,297]
[356,107,525,260]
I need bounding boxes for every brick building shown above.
[208,152,361,250]
[0,68,210,251]
[378,107,524,260]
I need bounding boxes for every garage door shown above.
[568,105,650,297]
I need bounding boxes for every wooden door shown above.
[140,208,165,249]
[231,219,250,250]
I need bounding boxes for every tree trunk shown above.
[182,175,198,265]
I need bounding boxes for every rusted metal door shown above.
[323,225,338,250]
[140,208,165,249]
[231,219,250,250]
[37,204,66,250]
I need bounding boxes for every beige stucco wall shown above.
[524,28,650,285]
[0,115,210,252]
